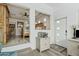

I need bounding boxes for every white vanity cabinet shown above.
[68,39,79,56]
[36,37,50,52]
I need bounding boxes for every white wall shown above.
[2,3,54,52]
[53,3,79,40]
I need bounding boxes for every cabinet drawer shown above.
[36,37,50,52]
[40,38,45,48]
[45,38,50,48]
[40,38,50,51]
[40,38,45,45]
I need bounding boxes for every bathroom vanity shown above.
[36,32,50,52]
[36,37,50,52]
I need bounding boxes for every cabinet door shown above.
[40,38,45,51]
[45,38,50,49]
[40,38,50,51]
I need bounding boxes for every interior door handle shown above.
[65,30,67,33]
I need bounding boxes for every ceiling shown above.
[46,3,79,11]
[46,3,62,7]
[45,3,64,11]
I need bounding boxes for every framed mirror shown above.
[35,11,50,30]
[4,4,30,47]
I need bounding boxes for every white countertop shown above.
[69,38,79,42]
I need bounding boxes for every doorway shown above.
[50,17,67,55]
[55,17,67,48]
[17,21,24,38]
[9,24,16,39]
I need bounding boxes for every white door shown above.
[55,17,67,48]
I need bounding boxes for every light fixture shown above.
[24,12,27,16]
[38,21,41,23]
[44,18,46,22]
[24,11,29,17]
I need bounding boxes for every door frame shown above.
[54,17,67,48]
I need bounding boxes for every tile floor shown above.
[4,36,29,47]
[16,44,67,56]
